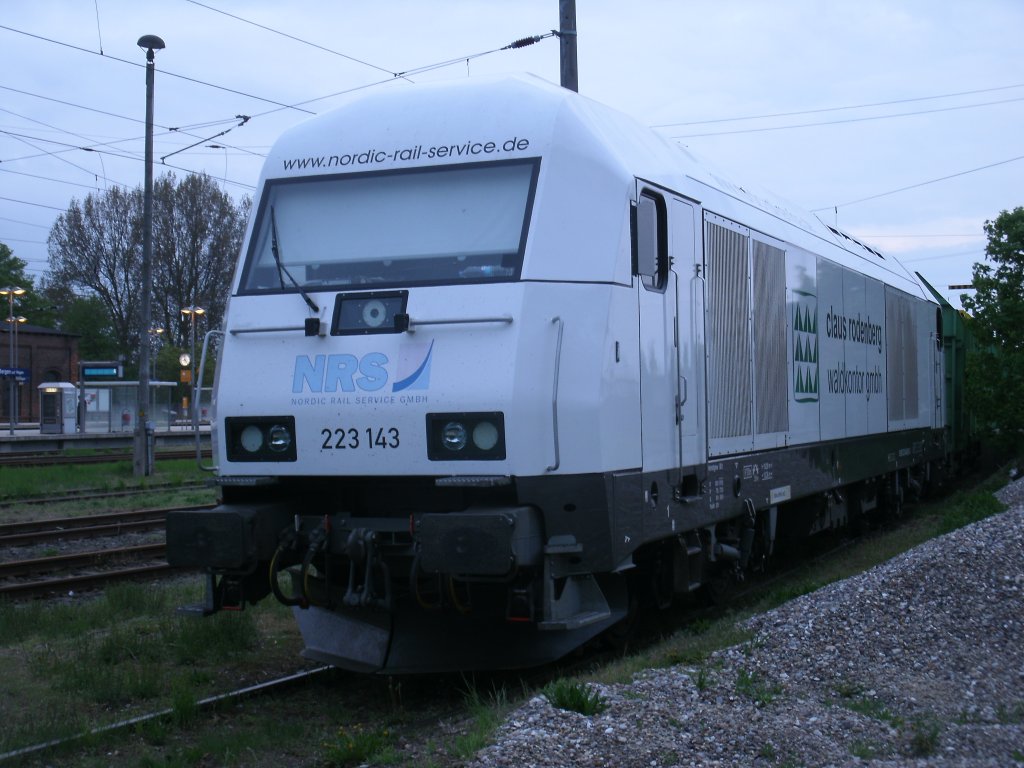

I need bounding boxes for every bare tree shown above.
[47,185,144,356]
[47,173,250,365]
[151,172,249,347]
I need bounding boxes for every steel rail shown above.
[0,561,182,598]
[0,481,211,508]
[0,448,211,468]
[0,504,214,546]
[0,542,166,579]
[0,666,333,764]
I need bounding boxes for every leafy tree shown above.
[0,242,60,328]
[0,242,32,292]
[62,295,121,361]
[961,206,1024,446]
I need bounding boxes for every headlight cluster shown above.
[427,412,505,461]
[225,416,297,462]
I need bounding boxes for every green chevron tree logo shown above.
[793,290,818,403]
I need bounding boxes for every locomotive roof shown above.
[262,73,929,300]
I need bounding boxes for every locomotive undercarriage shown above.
[166,429,947,671]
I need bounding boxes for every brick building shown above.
[1,323,80,425]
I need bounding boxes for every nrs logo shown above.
[291,341,434,394]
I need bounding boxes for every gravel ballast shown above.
[469,477,1024,767]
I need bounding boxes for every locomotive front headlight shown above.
[361,299,388,328]
[472,420,500,451]
[225,416,297,462]
[239,424,264,453]
[267,424,293,453]
[441,421,468,451]
[427,412,505,461]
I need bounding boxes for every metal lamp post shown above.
[134,33,164,477]
[149,327,165,379]
[11,314,26,424]
[181,305,205,425]
[1,286,25,436]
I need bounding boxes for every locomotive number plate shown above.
[320,426,400,451]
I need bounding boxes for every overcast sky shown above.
[2,1,1022,309]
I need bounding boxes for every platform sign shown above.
[0,366,29,383]
[80,361,123,381]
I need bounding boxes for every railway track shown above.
[0,504,214,599]
[0,503,214,546]
[0,448,210,468]
[0,666,335,764]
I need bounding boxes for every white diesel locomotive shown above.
[167,75,948,672]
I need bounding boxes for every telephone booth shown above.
[38,382,78,434]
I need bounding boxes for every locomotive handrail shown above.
[229,325,306,335]
[227,316,513,335]
[547,316,564,472]
[195,329,223,473]
[406,316,513,330]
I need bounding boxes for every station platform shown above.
[0,423,211,454]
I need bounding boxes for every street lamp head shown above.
[137,35,165,52]
[0,286,26,297]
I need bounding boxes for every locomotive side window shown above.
[634,191,668,292]
[239,159,539,293]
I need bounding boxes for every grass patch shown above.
[448,681,514,760]
[323,723,397,767]
[0,576,304,758]
[735,667,782,706]
[543,678,608,716]
[936,488,1006,534]
[0,457,210,502]
[997,702,1024,724]
[844,695,903,728]
[908,715,942,757]
[595,616,750,686]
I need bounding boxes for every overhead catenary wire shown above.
[812,154,1024,211]
[184,0,401,79]
[0,166,132,191]
[0,85,262,162]
[0,24,317,116]
[0,9,1008,281]
[901,249,983,264]
[0,25,555,162]
[669,95,1024,138]
[653,81,1024,129]
[242,31,557,119]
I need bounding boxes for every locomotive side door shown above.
[636,186,681,481]
[670,196,702,470]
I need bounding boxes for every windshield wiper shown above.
[270,205,320,313]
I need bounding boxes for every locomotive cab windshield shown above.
[239,158,540,294]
